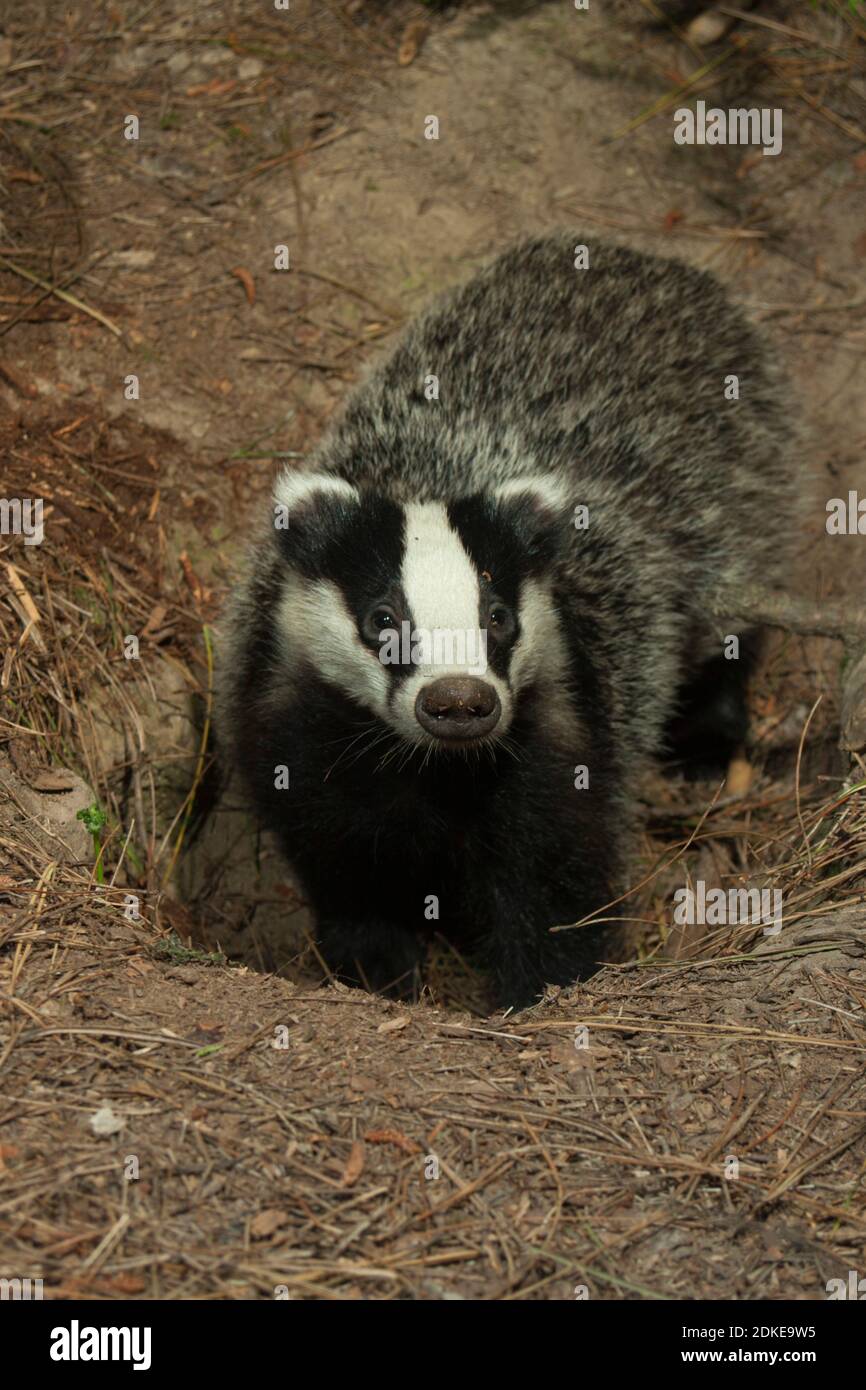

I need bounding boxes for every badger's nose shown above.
[415,677,501,741]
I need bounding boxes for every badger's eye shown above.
[362,605,399,642]
[487,601,515,639]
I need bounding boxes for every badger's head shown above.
[272,470,572,754]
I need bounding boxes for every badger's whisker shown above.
[342,729,396,774]
[323,719,379,750]
[375,731,409,772]
[495,734,524,765]
[325,722,391,778]
[378,735,419,775]
[396,739,422,775]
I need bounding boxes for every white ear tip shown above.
[273,470,359,512]
[495,476,569,511]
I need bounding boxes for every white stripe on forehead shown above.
[401,503,481,670]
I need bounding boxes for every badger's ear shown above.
[272,470,361,574]
[273,469,360,518]
[493,475,570,515]
[492,475,571,566]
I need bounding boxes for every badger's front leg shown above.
[463,769,624,1010]
[483,870,617,1011]
[494,911,614,1011]
[293,849,426,998]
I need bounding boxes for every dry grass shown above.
[2,833,865,1298]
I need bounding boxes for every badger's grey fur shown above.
[217,232,799,1008]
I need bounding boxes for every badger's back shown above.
[322,233,799,591]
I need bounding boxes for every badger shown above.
[217,232,799,1008]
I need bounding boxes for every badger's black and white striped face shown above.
[273,471,570,750]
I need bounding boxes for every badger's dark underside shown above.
[232,638,747,1007]
[234,660,623,1006]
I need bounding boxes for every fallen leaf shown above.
[340,1140,365,1187]
[0,359,37,398]
[549,1039,594,1071]
[187,1023,224,1046]
[26,768,78,794]
[250,1208,289,1239]
[725,758,753,798]
[230,266,256,306]
[95,1273,147,1295]
[186,78,237,98]
[126,957,154,978]
[363,1129,422,1155]
[141,603,167,638]
[347,1073,377,1093]
[377,1014,410,1035]
[398,20,428,66]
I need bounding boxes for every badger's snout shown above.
[415,677,501,741]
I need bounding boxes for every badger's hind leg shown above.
[664,629,763,777]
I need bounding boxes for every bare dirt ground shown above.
[1,0,865,1299]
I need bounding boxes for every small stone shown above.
[89,1106,124,1137]
[167,52,193,76]
[200,47,233,67]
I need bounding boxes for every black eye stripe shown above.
[448,496,524,613]
[324,495,406,612]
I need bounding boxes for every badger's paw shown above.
[490,917,613,1013]
[315,917,424,1000]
